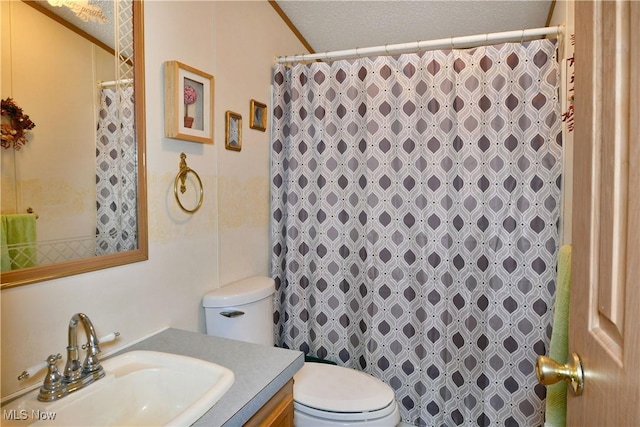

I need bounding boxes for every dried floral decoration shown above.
[183,85,198,128]
[1,98,36,150]
[184,85,197,116]
[184,84,197,107]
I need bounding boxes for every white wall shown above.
[0,0,307,399]
[214,1,291,286]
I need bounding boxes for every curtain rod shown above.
[276,25,563,64]
[99,78,133,88]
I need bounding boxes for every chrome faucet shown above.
[17,313,118,402]
[62,313,105,393]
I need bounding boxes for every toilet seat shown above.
[293,362,397,422]
[294,400,398,422]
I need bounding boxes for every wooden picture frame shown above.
[249,99,267,132]
[164,61,214,144]
[225,111,242,151]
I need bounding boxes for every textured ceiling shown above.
[274,1,553,54]
[30,0,116,49]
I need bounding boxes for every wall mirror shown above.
[1,0,147,289]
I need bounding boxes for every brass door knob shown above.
[536,352,584,396]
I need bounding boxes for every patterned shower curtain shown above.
[95,87,138,255]
[271,39,562,426]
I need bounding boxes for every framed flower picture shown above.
[164,61,214,144]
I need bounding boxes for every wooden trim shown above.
[545,0,557,27]
[268,0,315,54]
[133,0,148,264]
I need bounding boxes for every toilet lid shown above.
[293,363,395,413]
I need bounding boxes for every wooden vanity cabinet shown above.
[244,379,294,427]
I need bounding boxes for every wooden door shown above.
[568,0,640,425]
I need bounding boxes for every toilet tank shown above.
[203,276,275,346]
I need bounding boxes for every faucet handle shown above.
[38,354,68,402]
[18,354,60,380]
[42,354,63,384]
[81,332,120,350]
[81,332,119,375]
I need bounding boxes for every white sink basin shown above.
[2,351,235,426]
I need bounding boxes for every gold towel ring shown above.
[174,153,203,213]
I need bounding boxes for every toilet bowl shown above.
[293,362,400,426]
[203,276,400,426]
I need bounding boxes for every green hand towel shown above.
[545,245,572,427]
[1,213,37,271]
[1,216,10,272]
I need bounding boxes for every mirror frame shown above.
[1,0,148,289]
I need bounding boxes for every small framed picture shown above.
[164,61,214,144]
[225,111,242,151]
[249,99,267,132]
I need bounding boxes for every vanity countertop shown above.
[115,327,304,426]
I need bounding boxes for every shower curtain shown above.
[271,39,562,426]
[95,87,138,255]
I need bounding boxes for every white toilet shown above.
[203,276,401,427]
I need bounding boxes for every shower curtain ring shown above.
[450,37,455,50]
[521,29,525,43]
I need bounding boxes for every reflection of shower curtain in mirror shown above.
[95,87,137,255]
